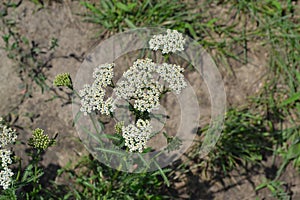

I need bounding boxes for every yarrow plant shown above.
[56,29,187,154]
[0,118,16,190]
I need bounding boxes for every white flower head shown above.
[115,58,187,112]
[92,63,114,87]
[0,118,16,190]
[149,29,185,54]
[122,119,152,153]
[156,63,187,94]
[79,63,116,115]
[115,59,163,112]
[0,167,14,190]
[133,82,162,112]
[0,118,17,148]
[0,149,12,168]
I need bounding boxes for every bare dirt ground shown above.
[0,1,299,199]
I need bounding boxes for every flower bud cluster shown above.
[53,73,73,88]
[28,128,53,150]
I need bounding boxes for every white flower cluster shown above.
[115,59,187,112]
[122,119,152,153]
[79,63,116,115]
[92,63,114,87]
[0,168,13,190]
[156,63,187,94]
[115,59,163,112]
[0,118,16,190]
[149,29,185,54]
[0,119,17,148]
[0,149,12,168]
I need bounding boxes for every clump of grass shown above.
[256,179,291,200]
[246,0,300,174]
[54,154,169,199]
[80,0,200,36]
[198,108,273,174]
[203,0,300,197]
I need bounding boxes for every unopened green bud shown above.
[115,121,124,134]
[28,128,55,150]
[53,73,73,89]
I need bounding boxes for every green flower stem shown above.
[163,53,170,63]
[31,149,42,197]
[15,158,22,182]
[127,100,150,122]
